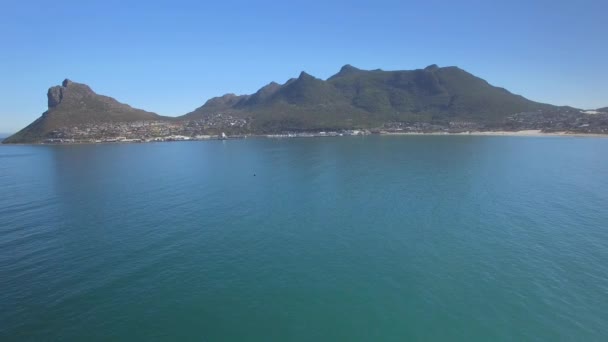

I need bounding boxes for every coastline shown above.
[379,130,608,138]
[2,130,608,146]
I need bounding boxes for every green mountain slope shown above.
[4,80,164,143]
[184,65,554,131]
[5,65,576,143]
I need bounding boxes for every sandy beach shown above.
[380,130,608,138]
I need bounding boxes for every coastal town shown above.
[41,114,249,143]
[381,108,608,135]
[33,108,608,144]
[40,114,374,144]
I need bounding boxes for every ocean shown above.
[1,136,607,341]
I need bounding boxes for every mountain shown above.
[6,65,592,143]
[4,79,164,143]
[597,107,608,113]
[183,64,555,132]
[183,71,371,132]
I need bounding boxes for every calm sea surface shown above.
[1,136,607,341]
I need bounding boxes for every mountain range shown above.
[3,65,605,143]
[184,64,555,132]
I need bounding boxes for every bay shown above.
[1,136,607,341]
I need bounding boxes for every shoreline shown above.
[2,130,608,146]
[378,130,608,138]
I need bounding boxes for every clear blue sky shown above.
[1,0,606,133]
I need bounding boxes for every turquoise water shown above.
[1,136,608,341]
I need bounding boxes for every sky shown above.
[1,0,607,133]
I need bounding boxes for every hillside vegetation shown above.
[6,65,579,143]
[184,65,553,132]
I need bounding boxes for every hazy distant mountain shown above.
[597,107,608,112]
[184,64,555,132]
[4,79,165,143]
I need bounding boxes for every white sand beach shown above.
[380,130,607,138]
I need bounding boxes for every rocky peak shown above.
[424,64,440,71]
[46,79,97,108]
[47,86,65,108]
[339,64,360,74]
[327,64,364,80]
[298,71,315,80]
[256,82,281,95]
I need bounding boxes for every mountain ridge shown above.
[5,65,606,143]
[182,64,556,132]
